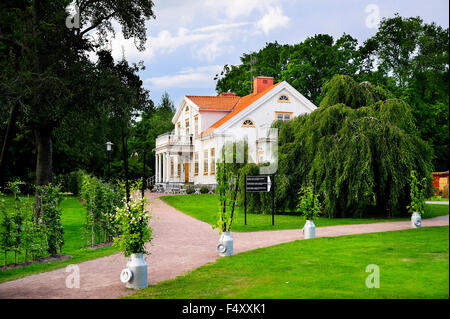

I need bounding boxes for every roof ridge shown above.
[201,82,281,135]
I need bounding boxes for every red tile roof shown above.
[201,82,280,135]
[186,95,240,111]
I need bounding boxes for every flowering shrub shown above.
[113,182,152,257]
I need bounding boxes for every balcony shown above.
[155,132,193,154]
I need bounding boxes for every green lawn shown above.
[160,194,449,232]
[0,195,118,283]
[427,195,449,202]
[128,226,449,299]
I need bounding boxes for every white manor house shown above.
[153,76,317,190]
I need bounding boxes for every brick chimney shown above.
[253,76,274,94]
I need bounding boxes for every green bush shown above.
[200,186,209,194]
[186,187,195,195]
[35,183,64,256]
[55,170,85,195]
[80,173,125,247]
[0,180,63,265]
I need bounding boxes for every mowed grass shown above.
[129,226,449,299]
[0,195,118,283]
[160,194,449,232]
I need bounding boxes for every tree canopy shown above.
[215,14,449,171]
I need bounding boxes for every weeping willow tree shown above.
[275,75,433,218]
[319,75,392,109]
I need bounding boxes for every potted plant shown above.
[297,185,321,239]
[213,157,239,257]
[114,181,152,289]
[407,170,426,228]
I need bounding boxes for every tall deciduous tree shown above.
[0,1,155,209]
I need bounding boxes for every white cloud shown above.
[147,22,250,61]
[205,0,280,20]
[144,65,223,89]
[257,6,290,34]
[192,22,251,33]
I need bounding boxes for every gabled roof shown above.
[186,95,240,111]
[201,82,281,135]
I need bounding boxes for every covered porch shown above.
[154,132,194,190]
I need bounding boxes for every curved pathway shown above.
[0,193,448,299]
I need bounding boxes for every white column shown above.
[155,153,159,183]
[159,154,162,183]
[164,153,169,183]
[162,153,165,182]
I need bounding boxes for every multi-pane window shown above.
[177,122,181,135]
[177,162,181,177]
[275,112,292,122]
[185,119,189,136]
[203,150,209,175]
[194,152,199,176]
[278,94,290,102]
[194,115,199,137]
[210,148,215,174]
[170,158,174,177]
[242,119,254,127]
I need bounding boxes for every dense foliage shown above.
[80,173,124,247]
[0,180,64,266]
[407,170,427,215]
[0,0,155,193]
[215,15,449,171]
[297,186,321,221]
[35,183,64,255]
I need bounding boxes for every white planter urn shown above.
[411,212,422,228]
[217,232,233,257]
[303,220,316,239]
[120,253,148,289]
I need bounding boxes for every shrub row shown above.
[0,181,64,266]
[79,173,125,247]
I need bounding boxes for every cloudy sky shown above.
[104,0,449,108]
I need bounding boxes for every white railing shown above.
[156,133,193,148]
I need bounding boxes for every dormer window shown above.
[278,94,290,103]
[242,119,255,127]
[185,105,189,113]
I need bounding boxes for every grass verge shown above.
[160,194,449,232]
[128,226,449,299]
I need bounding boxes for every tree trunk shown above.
[0,103,19,184]
[34,126,53,219]
[121,130,130,203]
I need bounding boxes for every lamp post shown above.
[106,141,114,181]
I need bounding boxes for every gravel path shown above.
[0,193,448,299]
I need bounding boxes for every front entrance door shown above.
[184,163,189,182]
